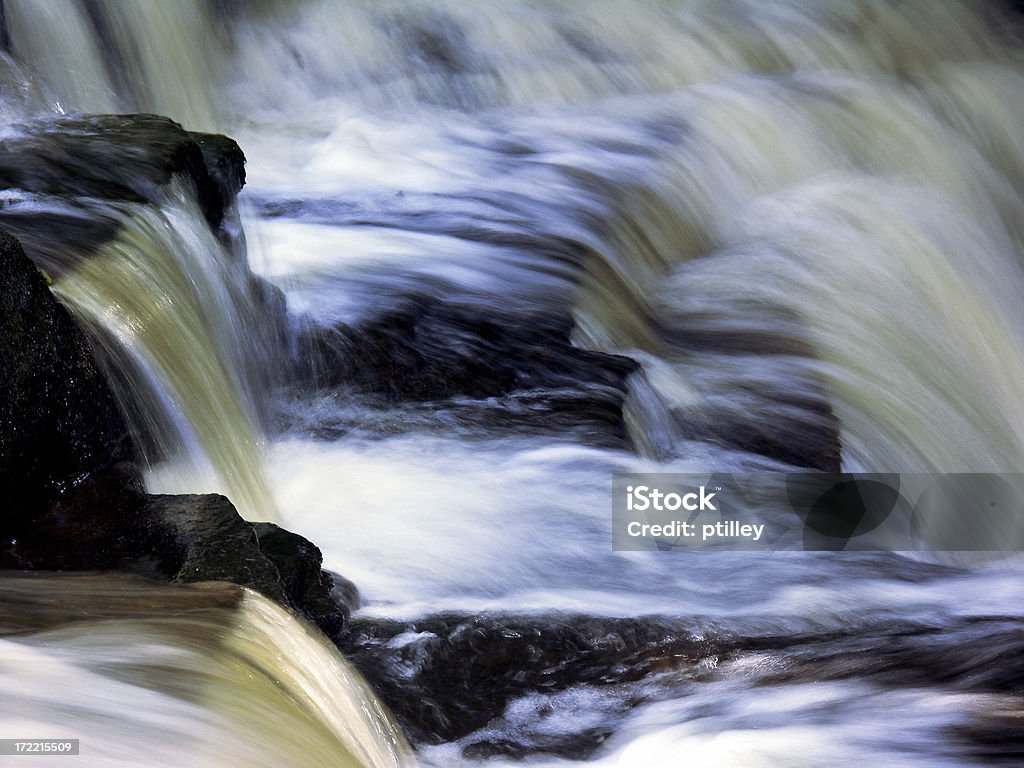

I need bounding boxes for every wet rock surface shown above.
[0,113,244,229]
[0,226,134,535]
[298,300,636,400]
[294,297,638,450]
[339,613,713,746]
[338,610,1024,760]
[253,522,351,639]
[1,462,347,639]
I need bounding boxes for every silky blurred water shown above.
[4,0,1024,765]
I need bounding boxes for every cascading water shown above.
[3,0,222,126]
[52,186,279,522]
[3,0,1024,766]
[0,573,410,768]
[0,149,281,522]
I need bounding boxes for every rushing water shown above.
[0,573,409,767]
[4,0,1024,766]
[53,184,281,523]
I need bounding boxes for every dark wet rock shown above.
[676,398,842,473]
[158,497,350,639]
[275,387,636,450]
[338,606,1024,758]
[325,568,362,617]
[150,495,286,599]
[748,617,1024,693]
[1,463,351,639]
[650,297,842,472]
[462,727,614,762]
[0,4,10,51]
[295,297,638,448]
[0,465,285,597]
[0,462,151,573]
[0,203,120,274]
[950,705,1024,765]
[300,307,636,399]
[339,613,711,745]
[0,226,134,537]
[253,523,350,639]
[1002,0,1024,21]
[187,130,246,221]
[0,113,244,230]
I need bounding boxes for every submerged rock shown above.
[342,608,1024,760]
[461,727,615,762]
[339,613,712,746]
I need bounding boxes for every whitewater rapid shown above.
[4,0,1024,765]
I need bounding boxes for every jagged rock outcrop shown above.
[1,461,347,640]
[0,113,244,229]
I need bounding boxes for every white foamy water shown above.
[5,0,1024,765]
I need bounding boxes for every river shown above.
[2,1,1024,766]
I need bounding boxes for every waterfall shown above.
[4,0,1024,765]
[51,183,279,522]
[569,72,1024,473]
[0,573,412,768]
[3,0,222,128]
